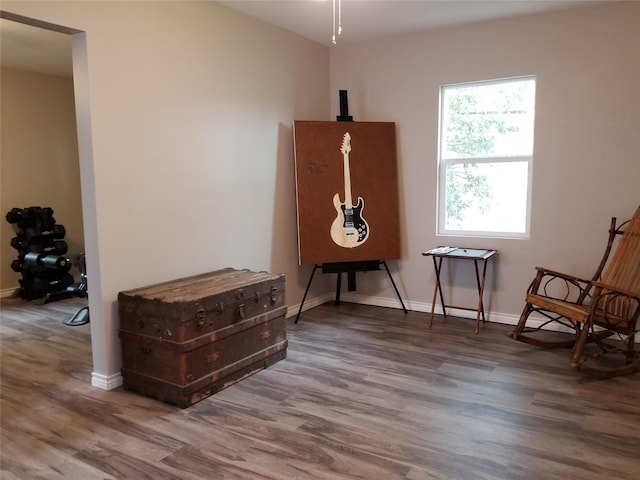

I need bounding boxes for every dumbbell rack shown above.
[6,206,74,301]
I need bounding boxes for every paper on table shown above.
[426,246,456,254]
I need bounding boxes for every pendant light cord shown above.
[332,0,342,44]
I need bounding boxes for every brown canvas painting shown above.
[293,121,401,265]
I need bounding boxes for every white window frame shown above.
[437,76,535,239]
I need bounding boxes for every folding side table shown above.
[422,247,497,335]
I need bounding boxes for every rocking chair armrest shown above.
[591,281,640,302]
[527,267,594,303]
[585,282,640,334]
[532,267,592,286]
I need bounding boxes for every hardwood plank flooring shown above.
[1,298,639,479]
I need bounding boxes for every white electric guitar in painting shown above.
[330,132,369,248]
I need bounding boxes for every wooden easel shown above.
[295,91,406,323]
[294,260,407,323]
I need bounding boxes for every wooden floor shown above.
[1,297,639,480]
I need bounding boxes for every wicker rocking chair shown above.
[508,215,626,348]
[570,206,640,378]
[509,206,640,378]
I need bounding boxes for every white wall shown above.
[0,68,84,292]
[330,2,640,322]
[2,0,331,388]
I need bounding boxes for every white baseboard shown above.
[333,292,578,334]
[1,287,19,299]
[91,371,123,391]
[286,292,335,319]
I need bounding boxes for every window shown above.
[437,76,536,238]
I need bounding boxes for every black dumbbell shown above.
[27,240,68,256]
[39,255,71,270]
[39,207,54,219]
[21,253,47,275]
[20,207,42,228]
[5,208,23,224]
[38,208,56,230]
[23,252,72,272]
[51,224,66,239]
[31,273,74,294]
[23,225,66,243]
[10,236,26,250]
[23,252,43,266]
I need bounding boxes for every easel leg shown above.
[295,264,318,324]
[382,261,407,313]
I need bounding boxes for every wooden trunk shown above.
[118,268,287,408]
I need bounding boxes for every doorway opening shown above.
[0,11,106,389]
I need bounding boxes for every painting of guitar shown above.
[330,132,369,248]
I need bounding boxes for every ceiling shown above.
[217,0,609,46]
[1,0,609,77]
[0,18,72,77]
